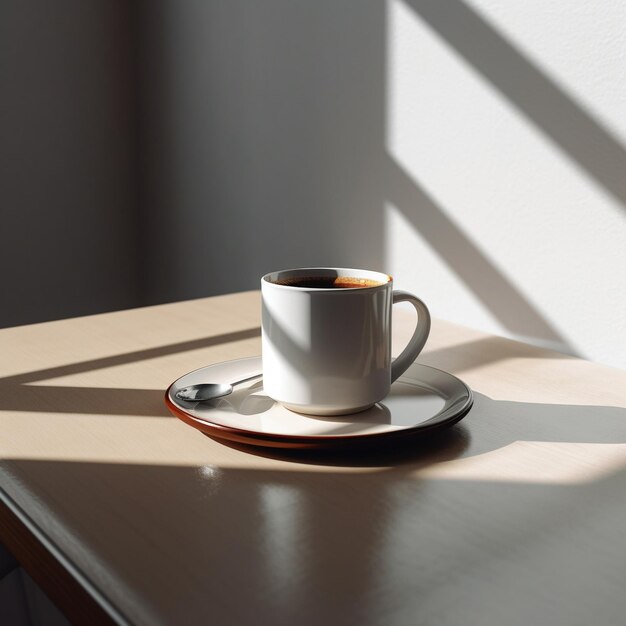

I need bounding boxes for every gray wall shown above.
[1,1,138,327]
[2,0,387,325]
[136,1,387,304]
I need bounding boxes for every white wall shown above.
[386,0,626,367]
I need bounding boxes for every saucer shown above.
[165,357,473,449]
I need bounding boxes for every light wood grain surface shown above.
[1,291,626,626]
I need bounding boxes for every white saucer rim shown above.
[165,356,473,444]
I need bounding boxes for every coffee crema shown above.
[272,276,386,289]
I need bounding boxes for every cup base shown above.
[281,402,376,417]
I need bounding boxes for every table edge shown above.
[0,486,130,626]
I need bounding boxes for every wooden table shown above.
[1,291,626,626]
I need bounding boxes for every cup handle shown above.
[391,291,431,383]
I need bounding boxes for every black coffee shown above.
[273,276,384,289]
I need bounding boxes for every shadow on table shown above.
[0,327,260,417]
[208,391,626,468]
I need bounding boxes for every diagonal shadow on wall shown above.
[385,157,571,347]
[403,0,626,210]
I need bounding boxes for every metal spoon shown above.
[175,373,262,402]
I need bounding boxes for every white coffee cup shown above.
[261,267,431,416]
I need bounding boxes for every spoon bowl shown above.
[174,373,263,403]
[175,383,234,402]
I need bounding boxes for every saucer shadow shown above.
[209,424,471,468]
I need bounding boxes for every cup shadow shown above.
[460,392,626,458]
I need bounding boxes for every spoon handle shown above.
[233,373,263,387]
